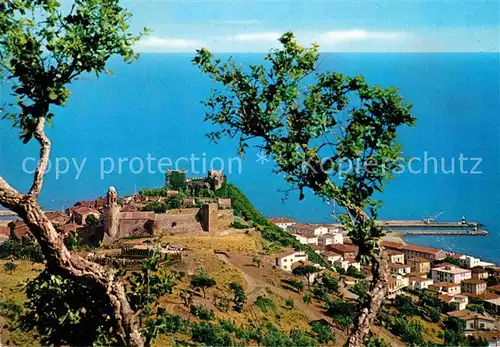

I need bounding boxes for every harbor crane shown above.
[423,211,444,224]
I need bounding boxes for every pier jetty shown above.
[327,219,488,236]
[0,210,16,217]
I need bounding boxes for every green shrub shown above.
[231,220,249,229]
[190,304,215,320]
[254,296,276,314]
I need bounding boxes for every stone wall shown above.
[218,209,234,230]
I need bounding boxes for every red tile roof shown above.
[401,244,443,255]
[408,257,431,263]
[327,243,358,254]
[290,223,322,231]
[270,217,295,223]
[380,240,405,249]
[72,206,100,215]
[430,282,461,289]
[462,279,487,285]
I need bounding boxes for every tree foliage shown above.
[229,282,247,312]
[0,1,147,345]
[194,31,414,345]
[190,268,216,298]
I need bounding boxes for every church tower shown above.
[103,186,120,239]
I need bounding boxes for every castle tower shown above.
[104,186,120,239]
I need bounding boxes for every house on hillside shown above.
[431,265,472,283]
[275,250,308,272]
[322,251,342,266]
[462,314,495,334]
[471,267,489,281]
[326,243,358,258]
[470,331,500,347]
[381,241,446,261]
[484,298,500,315]
[410,277,434,290]
[387,249,405,264]
[407,257,431,274]
[387,274,409,299]
[45,211,71,226]
[439,294,469,311]
[389,263,411,275]
[453,254,481,269]
[292,233,318,245]
[462,279,487,295]
[270,218,295,231]
[429,282,461,295]
[7,220,31,240]
[318,233,343,246]
[333,256,361,272]
[287,224,329,236]
[69,206,101,225]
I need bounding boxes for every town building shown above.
[462,279,487,295]
[456,255,481,269]
[429,282,462,295]
[381,241,446,261]
[270,218,295,231]
[45,211,71,226]
[275,250,308,272]
[484,297,500,315]
[448,310,496,333]
[407,257,431,274]
[410,277,434,290]
[408,271,428,278]
[7,220,31,240]
[326,243,358,258]
[317,233,343,246]
[333,257,361,272]
[470,331,500,347]
[287,224,329,236]
[292,233,318,245]
[440,295,469,311]
[322,251,342,266]
[389,263,411,275]
[70,206,101,225]
[471,267,489,281]
[387,274,409,299]
[431,265,472,284]
[387,249,405,264]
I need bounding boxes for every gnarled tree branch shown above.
[0,120,144,347]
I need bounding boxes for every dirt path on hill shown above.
[215,252,326,322]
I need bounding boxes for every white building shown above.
[275,250,308,272]
[322,251,342,266]
[334,258,361,272]
[388,274,409,298]
[440,294,469,311]
[287,223,329,236]
[292,233,318,245]
[318,233,343,246]
[410,277,434,290]
[270,218,296,231]
[431,265,472,283]
[454,255,481,269]
[389,263,411,275]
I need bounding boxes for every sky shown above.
[117,0,500,53]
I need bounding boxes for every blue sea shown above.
[1,53,499,263]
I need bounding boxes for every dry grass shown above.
[160,231,263,254]
[0,260,43,304]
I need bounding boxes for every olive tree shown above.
[193,32,414,346]
[0,1,146,345]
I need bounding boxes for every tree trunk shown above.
[0,182,144,346]
[346,251,389,347]
[0,117,144,346]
